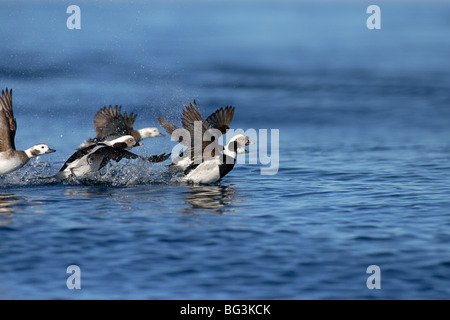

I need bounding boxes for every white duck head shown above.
[224,134,254,156]
[26,144,56,158]
[137,127,164,140]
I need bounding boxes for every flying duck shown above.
[158,100,235,171]
[56,135,170,180]
[0,88,56,176]
[159,101,253,184]
[79,105,164,149]
[183,133,253,184]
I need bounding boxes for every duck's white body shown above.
[170,143,250,174]
[0,152,27,175]
[181,157,223,184]
[56,144,106,179]
[181,141,243,184]
[169,153,194,171]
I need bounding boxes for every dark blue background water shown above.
[0,0,449,299]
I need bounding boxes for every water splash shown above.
[0,157,175,187]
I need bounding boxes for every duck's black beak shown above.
[46,148,56,154]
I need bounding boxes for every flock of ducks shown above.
[0,88,253,184]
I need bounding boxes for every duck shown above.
[56,135,170,180]
[78,105,164,149]
[159,101,253,184]
[158,100,235,171]
[182,134,253,184]
[0,88,56,176]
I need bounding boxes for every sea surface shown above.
[0,0,449,299]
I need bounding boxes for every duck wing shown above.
[147,152,171,163]
[88,147,140,163]
[158,116,190,146]
[205,105,235,134]
[94,105,137,139]
[181,101,220,163]
[0,88,16,152]
[59,144,101,172]
[89,147,169,165]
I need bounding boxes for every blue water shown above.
[1,0,450,299]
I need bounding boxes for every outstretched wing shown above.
[158,116,190,146]
[181,100,209,135]
[0,88,16,151]
[59,144,100,172]
[147,152,171,163]
[205,105,235,134]
[158,116,180,135]
[89,147,169,166]
[94,105,137,139]
[88,147,141,165]
[181,101,220,162]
